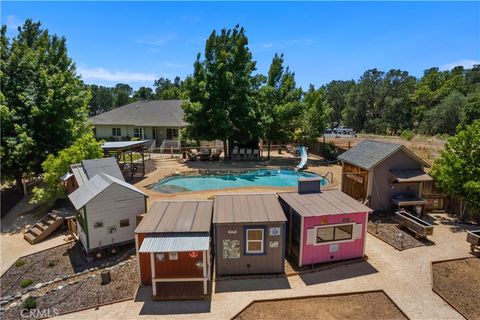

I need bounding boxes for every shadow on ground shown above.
[214,277,291,293]
[136,286,211,315]
[300,261,378,286]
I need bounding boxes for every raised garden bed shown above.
[367,211,427,250]
[466,230,480,252]
[395,210,433,238]
[432,257,480,320]
[234,290,408,320]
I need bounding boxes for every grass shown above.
[23,297,37,310]
[20,279,33,288]
[15,260,25,267]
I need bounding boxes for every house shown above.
[338,140,433,213]
[135,200,213,299]
[213,193,286,276]
[68,172,147,255]
[90,100,187,147]
[278,178,371,267]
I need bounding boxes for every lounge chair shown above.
[197,148,211,161]
[232,147,239,160]
[186,149,197,161]
[246,149,253,160]
[211,149,223,161]
[239,148,246,160]
[253,149,260,160]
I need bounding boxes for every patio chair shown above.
[239,148,246,160]
[232,147,239,160]
[253,149,260,160]
[211,149,223,161]
[186,150,197,161]
[197,148,211,161]
[246,149,253,160]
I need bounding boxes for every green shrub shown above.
[400,130,415,141]
[320,142,338,160]
[23,297,37,310]
[130,137,140,141]
[20,279,33,288]
[15,260,25,267]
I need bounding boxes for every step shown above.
[24,232,36,244]
[38,222,50,229]
[28,227,43,237]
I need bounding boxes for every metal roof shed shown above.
[135,200,213,299]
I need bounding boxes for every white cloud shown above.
[5,15,21,30]
[77,66,158,82]
[251,38,313,52]
[440,59,480,70]
[136,35,175,46]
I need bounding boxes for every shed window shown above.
[119,219,130,228]
[316,224,353,243]
[246,228,264,254]
[133,128,143,139]
[112,128,121,136]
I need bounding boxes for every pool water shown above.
[151,169,328,193]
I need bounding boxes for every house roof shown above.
[390,169,433,183]
[139,234,210,253]
[337,139,430,170]
[278,189,372,217]
[70,164,89,187]
[90,100,187,127]
[68,172,146,210]
[213,193,287,224]
[136,200,213,234]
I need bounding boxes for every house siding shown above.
[370,149,423,212]
[84,183,145,251]
[94,124,181,142]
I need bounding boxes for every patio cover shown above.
[390,169,433,183]
[139,234,210,253]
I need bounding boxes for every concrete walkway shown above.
[58,214,477,320]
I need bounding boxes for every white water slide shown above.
[296,146,308,171]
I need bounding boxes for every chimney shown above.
[298,177,321,194]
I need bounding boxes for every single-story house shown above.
[278,178,372,267]
[338,140,433,213]
[135,200,213,299]
[68,172,147,255]
[90,100,187,147]
[213,193,286,276]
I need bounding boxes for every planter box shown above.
[395,210,433,238]
[466,230,480,250]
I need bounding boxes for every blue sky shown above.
[2,1,479,90]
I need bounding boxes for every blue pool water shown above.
[151,169,328,193]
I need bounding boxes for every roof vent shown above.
[298,177,321,194]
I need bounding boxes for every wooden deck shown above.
[152,281,210,300]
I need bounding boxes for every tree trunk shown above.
[267,140,271,160]
[15,176,24,195]
[223,139,228,159]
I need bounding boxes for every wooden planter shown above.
[466,230,480,252]
[395,210,433,238]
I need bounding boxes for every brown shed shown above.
[213,193,286,276]
[338,140,432,213]
[135,200,213,299]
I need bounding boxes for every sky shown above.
[2,1,479,90]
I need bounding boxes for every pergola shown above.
[101,141,149,180]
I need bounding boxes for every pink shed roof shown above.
[278,189,372,217]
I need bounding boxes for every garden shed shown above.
[338,140,432,213]
[135,200,213,299]
[213,193,286,276]
[68,172,147,255]
[278,178,372,267]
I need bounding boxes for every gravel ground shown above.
[234,291,407,320]
[1,260,137,319]
[432,257,480,320]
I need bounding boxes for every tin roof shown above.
[68,172,146,210]
[82,157,124,181]
[390,169,433,183]
[213,193,287,224]
[70,163,89,186]
[101,140,149,151]
[136,200,213,234]
[278,189,372,217]
[139,234,210,253]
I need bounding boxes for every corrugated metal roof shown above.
[82,157,124,181]
[68,172,146,209]
[90,100,187,127]
[278,189,372,217]
[139,234,210,253]
[136,200,213,233]
[213,193,287,224]
[70,164,88,186]
[101,140,148,151]
[390,169,433,183]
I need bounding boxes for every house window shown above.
[133,128,143,139]
[316,224,353,243]
[246,228,264,254]
[119,219,130,228]
[93,221,104,228]
[169,252,178,260]
[112,128,121,136]
[166,128,179,140]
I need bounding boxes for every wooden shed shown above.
[278,178,372,267]
[213,193,286,276]
[135,200,213,299]
[338,140,432,213]
[68,172,147,255]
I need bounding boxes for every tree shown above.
[183,25,259,157]
[259,53,302,159]
[132,86,154,101]
[113,83,132,107]
[430,120,480,218]
[1,20,91,189]
[32,133,103,204]
[324,80,355,128]
[463,89,480,127]
[154,76,186,99]
[297,85,331,143]
[421,92,466,135]
[88,85,114,116]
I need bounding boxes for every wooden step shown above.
[23,212,65,245]
[24,232,36,244]
[29,227,43,237]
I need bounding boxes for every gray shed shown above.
[338,140,432,212]
[213,193,287,276]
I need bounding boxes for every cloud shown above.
[160,62,188,69]
[77,66,158,82]
[5,15,21,30]
[251,38,314,52]
[440,59,480,70]
[136,35,175,46]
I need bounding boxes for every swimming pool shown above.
[150,169,328,193]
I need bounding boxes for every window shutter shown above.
[306,228,316,245]
[352,224,363,240]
